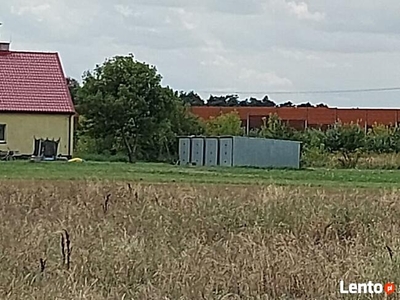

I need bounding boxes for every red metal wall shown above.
[190,107,400,128]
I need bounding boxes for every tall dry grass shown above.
[0,181,399,299]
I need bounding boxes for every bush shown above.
[324,122,365,168]
[365,123,400,154]
[258,113,294,140]
[75,134,118,155]
[205,111,245,136]
[301,146,332,168]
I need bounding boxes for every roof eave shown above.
[0,110,76,115]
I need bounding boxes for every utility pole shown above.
[0,22,4,41]
[0,23,12,49]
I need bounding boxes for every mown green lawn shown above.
[0,161,399,188]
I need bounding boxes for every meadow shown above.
[2,161,400,188]
[1,162,400,299]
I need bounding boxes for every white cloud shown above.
[200,54,235,67]
[11,4,50,16]
[239,68,293,87]
[114,5,134,17]
[169,7,196,30]
[272,47,337,69]
[286,1,325,21]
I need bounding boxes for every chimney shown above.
[0,42,10,52]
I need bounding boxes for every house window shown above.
[0,124,5,143]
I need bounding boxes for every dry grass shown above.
[0,181,399,299]
[312,152,400,170]
[360,153,400,169]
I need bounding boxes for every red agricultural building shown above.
[189,106,400,131]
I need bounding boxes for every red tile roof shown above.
[0,50,75,114]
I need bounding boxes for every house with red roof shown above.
[0,41,75,157]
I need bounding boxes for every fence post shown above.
[246,113,250,136]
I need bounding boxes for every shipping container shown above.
[178,136,301,169]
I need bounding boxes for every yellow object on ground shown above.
[68,158,83,163]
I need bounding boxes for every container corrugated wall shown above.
[232,137,300,168]
[178,136,301,169]
[231,136,271,168]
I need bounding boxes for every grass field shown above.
[1,161,400,188]
[1,162,400,299]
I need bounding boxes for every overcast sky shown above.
[1,0,400,107]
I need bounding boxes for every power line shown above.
[195,87,400,95]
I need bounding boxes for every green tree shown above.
[324,122,365,168]
[205,111,244,136]
[77,54,199,163]
[365,123,400,153]
[179,91,204,106]
[66,77,80,105]
[66,77,82,152]
[258,113,294,139]
[138,93,205,162]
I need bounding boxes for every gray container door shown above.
[219,138,233,166]
[270,140,300,169]
[205,138,218,166]
[191,138,205,166]
[178,138,191,165]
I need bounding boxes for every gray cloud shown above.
[207,0,266,15]
[1,0,400,107]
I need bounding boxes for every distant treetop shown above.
[178,91,328,108]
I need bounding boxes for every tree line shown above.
[179,91,328,108]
